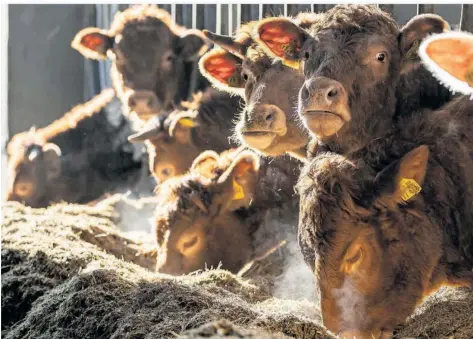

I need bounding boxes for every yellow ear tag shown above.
[232,178,245,200]
[399,178,422,201]
[179,118,195,128]
[282,59,301,70]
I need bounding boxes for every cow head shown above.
[419,30,473,96]
[154,149,260,275]
[256,5,449,153]
[199,17,315,159]
[6,133,62,208]
[72,5,209,122]
[296,145,465,338]
[128,112,200,183]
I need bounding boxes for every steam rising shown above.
[332,277,367,331]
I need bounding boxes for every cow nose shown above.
[127,90,160,117]
[338,330,384,339]
[302,77,345,107]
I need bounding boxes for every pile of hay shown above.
[2,202,473,338]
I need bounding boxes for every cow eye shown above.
[375,52,386,63]
[242,73,249,81]
[303,50,310,60]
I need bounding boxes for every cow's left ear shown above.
[42,143,62,180]
[374,145,429,205]
[179,30,210,61]
[217,150,260,211]
[399,14,450,71]
[255,17,309,69]
[72,27,114,60]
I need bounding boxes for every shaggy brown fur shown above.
[153,147,301,275]
[128,88,241,183]
[72,5,210,124]
[256,5,453,156]
[6,89,146,208]
[199,14,324,160]
[297,95,473,337]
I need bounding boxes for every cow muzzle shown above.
[299,77,350,138]
[239,104,287,151]
[127,90,162,121]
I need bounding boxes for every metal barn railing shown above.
[154,4,473,34]
[88,4,473,100]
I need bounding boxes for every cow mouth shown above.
[241,130,278,150]
[300,110,346,137]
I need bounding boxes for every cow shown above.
[6,89,148,208]
[198,14,322,161]
[419,30,473,96]
[72,5,211,126]
[297,95,473,338]
[153,147,301,275]
[254,5,453,155]
[127,88,241,183]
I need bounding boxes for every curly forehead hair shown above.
[309,4,399,36]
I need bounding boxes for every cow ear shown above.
[399,14,450,71]
[374,145,429,205]
[170,117,198,145]
[419,31,473,95]
[255,17,309,69]
[218,150,260,211]
[199,49,246,94]
[72,27,114,60]
[179,30,209,61]
[42,143,62,180]
[190,150,221,179]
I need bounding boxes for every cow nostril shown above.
[265,112,274,122]
[327,88,338,98]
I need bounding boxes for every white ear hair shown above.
[419,31,473,98]
[42,143,62,157]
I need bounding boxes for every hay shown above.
[2,202,473,339]
[1,202,328,339]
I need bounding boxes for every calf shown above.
[297,96,473,338]
[153,147,301,275]
[419,30,473,96]
[255,5,453,155]
[199,14,322,160]
[128,88,241,183]
[6,89,147,208]
[72,5,210,125]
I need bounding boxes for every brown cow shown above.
[297,95,473,338]
[127,88,241,183]
[255,5,453,155]
[72,5,210,125]
[153,147,301,275]
[199,14,322,160]
[6,89,147,208]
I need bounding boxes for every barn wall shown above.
[7,4,95,136]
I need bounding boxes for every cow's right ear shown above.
[255,17,309,69]
[419,31,473,95]
[190,150,220,177]
[199,49,245,95]
[71,27,114,60]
